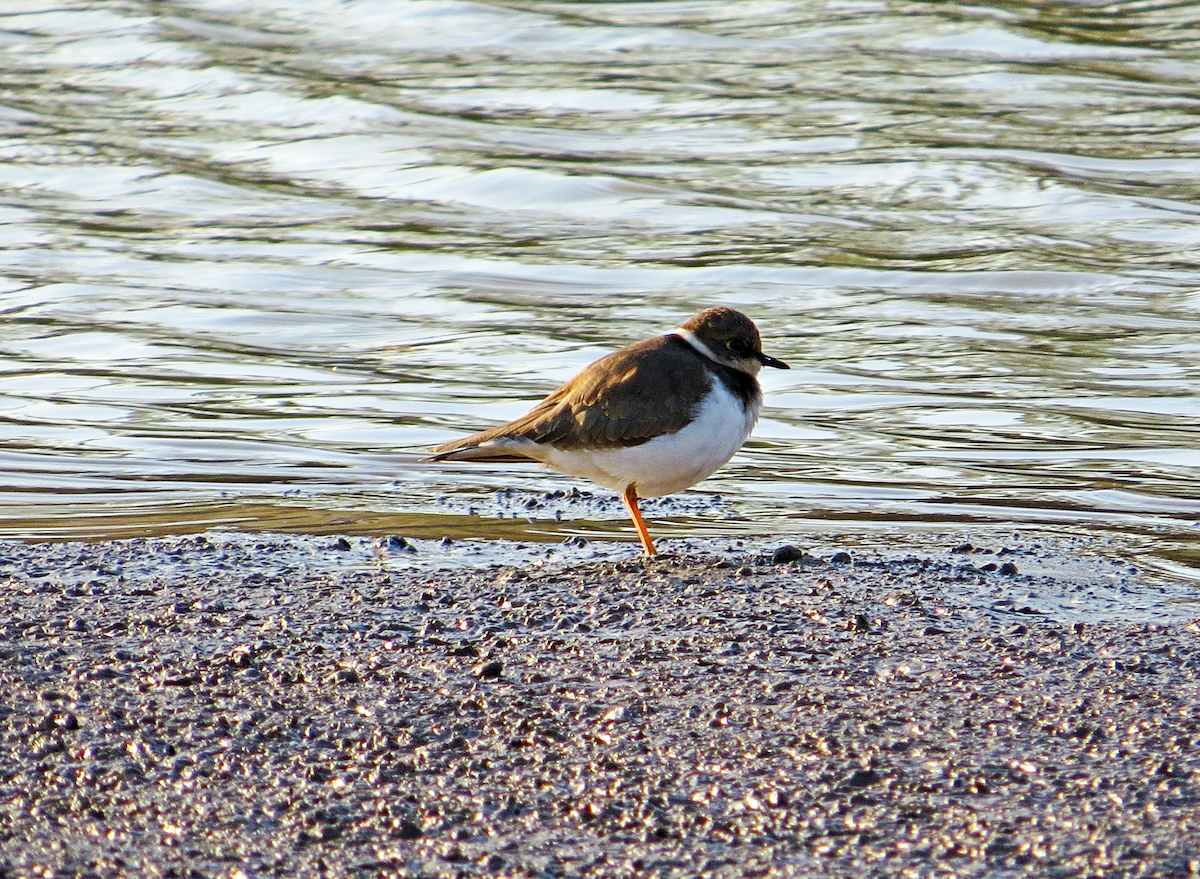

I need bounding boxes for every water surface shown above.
[1,0,1198,589]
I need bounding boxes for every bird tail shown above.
[424,436,543,464]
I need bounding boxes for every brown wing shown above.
[428,335,709,459]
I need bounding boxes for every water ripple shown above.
[0,0,1197,589]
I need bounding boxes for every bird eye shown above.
[728,339,749,355]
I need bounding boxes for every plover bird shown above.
[427,307,788,556]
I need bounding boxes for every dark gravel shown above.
[2,534,1199,878]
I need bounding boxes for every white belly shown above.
[540,381,759,497]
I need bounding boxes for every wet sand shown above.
[2,533,1199,878]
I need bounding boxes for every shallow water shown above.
[1,0,1199,587]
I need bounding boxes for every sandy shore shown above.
[2,533,1199,878]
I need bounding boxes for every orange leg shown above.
[621,484,657,557]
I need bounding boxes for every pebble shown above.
[771,544,804,564]
[475,660,504,679]
[384,535,415,553]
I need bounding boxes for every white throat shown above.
[673,327,719,363]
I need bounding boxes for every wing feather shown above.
[427,336,705,460]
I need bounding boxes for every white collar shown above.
[673,326,719,363]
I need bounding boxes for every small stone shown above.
[396,820,422,840]
[765,789,788,808]
[475,660,503,680]
[1000,561,1018,576]
[227,646,255,669]
[385,535,415,553]
[39,712,79,732]
[831,551,852,565]
[331,537,352,551]
[852,613,876,633]
[951,543,973,554]
[772,545,804,564]
[845,768,881,789]
[164,675,200,687]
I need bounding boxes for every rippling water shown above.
[2,1,1198,584]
